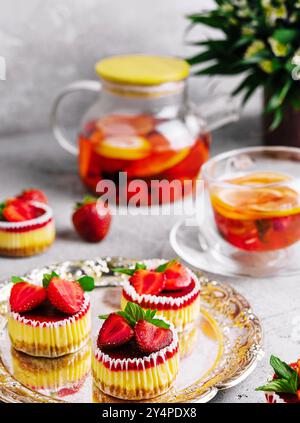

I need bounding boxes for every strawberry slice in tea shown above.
[210,171,300,252]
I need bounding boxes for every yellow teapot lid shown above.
[95,55,190,86]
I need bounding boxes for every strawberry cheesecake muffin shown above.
[11,342,91,398]
[114,260,201,332]
[8,272,94,357]
[92,302,179,400]
[257,355,300,403]
[0,189,55,257]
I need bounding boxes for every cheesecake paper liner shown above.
[92,322,179,400]
[8,296,91,358]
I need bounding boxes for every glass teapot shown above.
[51,55,238,205]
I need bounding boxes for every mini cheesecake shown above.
[116,261,201,332]
[11,342,91,397]
[8,273,94,357]
[92,304,179,400]
[0,200,55,257]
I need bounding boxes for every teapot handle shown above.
[51,80,101,155]
[191,93,239,133]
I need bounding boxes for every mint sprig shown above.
[112,262,147,276]
[98,302,170,330]
[42,271,59,288]
[256,355,299,394]
[155,259,176,273]
[11,276,25,284]
[0,202,6,221]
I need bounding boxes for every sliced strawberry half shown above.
[97,313,134,349]
[129,269,165,295]
[10,282,47,313]
[163,261,192,291]
[2,199,39,222]
[18,189,48,204]
[47,277,84,315]
[134,320,173,354]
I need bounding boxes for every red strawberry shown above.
[129,269,165,295]
[2,199,39,222]
[97,313,134,349]
[72,197,111,243]
[47,277,84,314]
[134,320,173,354]
[10,282,47,313]
[18,189,48,204]
[163,261,191,291]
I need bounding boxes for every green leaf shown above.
[148,318,170,330]
[270,355,298,381]
[124,302,145,322]
[135,263,147,271]
[256,377,298,394]
[0,202,5,220]
[116,311,136,328]
[11,276,25,284]
[186,14,227,29]
[272,29,299,45]
[42,271,59,288]
[156,259,177,273]
[98,314,109,320]
[77,275,95,292]
[187,50,217,66]
[112,267,135,276]
[265,78,293,112]
[269,107,283,131]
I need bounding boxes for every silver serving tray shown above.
[0,257,263,403]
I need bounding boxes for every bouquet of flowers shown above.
[187,0,300,136]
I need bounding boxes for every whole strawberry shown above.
[72,196,111,243]
[18,189,48,204]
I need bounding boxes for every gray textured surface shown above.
[1,114,299,403]
[0,0,259,135]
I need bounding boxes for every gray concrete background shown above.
[0,0,259,136]
[0,0,296,404]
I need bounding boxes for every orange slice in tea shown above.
[125,148,190,177]
[96,115,155,136]
[211,174,300,219]
[228,171,292,186]
[95,135,151,160]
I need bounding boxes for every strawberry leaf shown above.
[98,314,109,320]
[42,271,59,288]
[11,276,25,284]
[0,202,6,220]
[77,275,95,292]
[135,263,147,271]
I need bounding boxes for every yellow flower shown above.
[268,38,289,57]
[245,41,265,59]
[242,26,255,36]
[262,0,287,23]
[259,60,273,74]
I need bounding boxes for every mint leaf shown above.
[256,377,298,394]
[98,314,109,320]
[77,275,95,292]
[135,263,147,271]
[270,355,298,381]
[0,202,5,220]
[155,259,176,273]
[124,302,145,322]
[117,311,136,328]
[145,309,157,321]
[148,318,170,329]
[112,267,135,276]
[11,276,25,284]
[42,271,59,288]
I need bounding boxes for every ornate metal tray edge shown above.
[0,257,264,403]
